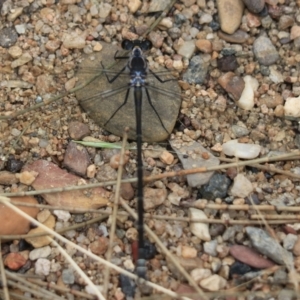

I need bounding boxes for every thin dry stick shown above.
[0,240,10,300]
[187,202,300,212]
[27,278,95,300]
[0,196,191,300]
[2,216,298,242]
[10,199,300,213]
[6,279,58,300]
[2,151,300,200]
[0,291,28,300]
[219,156,300,179]
[6,271,62,300]
[103,129,128,296]
[119,198,208,300]
[251,214,300,219]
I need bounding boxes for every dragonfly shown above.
[76,39,182,280]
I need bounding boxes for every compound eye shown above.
[140,40,152,51]
[122,39,134,50]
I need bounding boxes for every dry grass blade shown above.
[5,271,62,300]
[27,278,95,299]
[103,129,128,296]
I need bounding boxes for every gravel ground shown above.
[1,0,300,299]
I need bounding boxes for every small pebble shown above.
[217,0,244,34]
[35,258,51,276]
[16,170,38,185]
[29,246,52,261]
[4,253,27,270]
[222,140,261,159]
[199,274,227,291]
[53,210,71,222]
[237,75,259,110]
[253,36,279,66]
[189,208,211,241]
[230,173,254,198]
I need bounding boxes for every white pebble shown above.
[15,24,26,34]
[269,66,284,84]
[35,258,51,276]
[177,40,196,59]
[284,96,300,118]
[190,268,212,283]
[237,75,259,110]
[222,140,261,159]
[63,33,85,49]
[230,174,253,198]
[85,285,103,295]
[29,246,51,260]
[200,274,227,291]
[189,208,211,241]
[199,13,212,24]
[53,210,71,222]
[99,2,112,18]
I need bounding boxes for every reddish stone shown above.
[90,237,109,255]
[4,253,27,270]
[283,225,297,235]
[0,196,39,235]
[230,245,276,268]
[23,160,109,210]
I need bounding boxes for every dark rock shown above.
[0,27,18,48]
[217,55,239,72]
[258,5,268,17]
[198,173,231,200]
[75,42,181,142]
[242,0,265,14]
[229,261,257,277]
[182,55,209,84]
[6,156,24,173]
[18,239,32,251]
[174,13,187,26]
[68,121,91,140]
[209,20,220,31]
[63,141,91,176]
